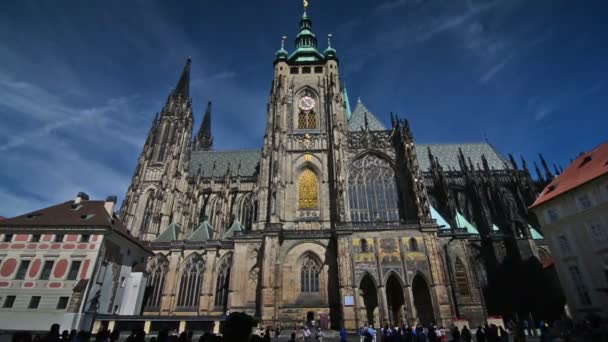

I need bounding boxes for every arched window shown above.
[140,192,155,236]
[409,238,418,252]
[215,255,232,308]
[361,239,368,252]
[299,169,319,209]
[177,254,205,308]
[301,256,321,293]
[454,258,471,296]
[145,255,168,308]
[348,154,399,222]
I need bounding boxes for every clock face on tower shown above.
[298,96,316,111]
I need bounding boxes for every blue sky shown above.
[0,0,606,217]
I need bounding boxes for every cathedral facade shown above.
[119,7,561,331]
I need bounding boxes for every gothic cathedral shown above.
[120,5,563,331]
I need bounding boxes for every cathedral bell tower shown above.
[255,4,350,230]
[120,58,194,240]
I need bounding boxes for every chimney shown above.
[74,192,89,205]
[104,196,117,216]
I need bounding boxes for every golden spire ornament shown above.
[304,0,309,10]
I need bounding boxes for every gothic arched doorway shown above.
[385,274,405,325]
[412,274,435,325]
[359,274,379,326]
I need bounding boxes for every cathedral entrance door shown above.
[412,274,435,325]
[385,274,405,325]
[359,274,379,326]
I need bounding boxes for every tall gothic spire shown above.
[194,101,213,151]
[174,57,192,98]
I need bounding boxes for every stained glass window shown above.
[299,169,318,209]
[177,254,204,308]
[298,111,317,129]
[301,256,320,293]
[145,255,168,308]
[348,154,399,222]
[215,255,231,308]
[455,259,470,296]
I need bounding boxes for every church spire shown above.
[194,101,213,151]
[174,57,191,98]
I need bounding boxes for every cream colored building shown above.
[530,142,608,321]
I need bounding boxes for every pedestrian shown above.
[43,324,61,342]
[475,326,485,342]
[451,326,460,342]
[340,327,348,342]
[304,326,311,342]
[315,327,323,342]
[460,326,471,342]
[276,326,281,341]
[263,328,272,342]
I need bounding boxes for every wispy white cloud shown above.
[479,52,515,84]
[375,0,410,13]
[530,81,604,121]
[417,1,498,42]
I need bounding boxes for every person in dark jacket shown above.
[460,326,471,342]
[475,326,485,342]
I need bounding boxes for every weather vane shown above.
[304,0,309,10]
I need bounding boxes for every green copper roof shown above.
[529,225,544,240]
[455,211,480,235]
[431,206,451,230]
[222,219,245,239]
[288,10,324,63]
[188,219,214,241]
[344,88,352,120]
[155,222,181,242]
[492,223,500,232]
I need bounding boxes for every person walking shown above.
[475,326,485,342]
[451,326,460,342]
[460,326,471,342]
[315,327,323,342]
[340,327,348,342]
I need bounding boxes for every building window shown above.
[577,195,592,210]
[297,110,317,129]
[28,296,41,309]
[3,234,13,242]
[455,259,471,296]
[360,239,368,252]
[54,234,64,243]
[2,296,16,308]
[80,234,90,243]
[15,260,31,280]
[31,234,41,242]
[145,256,168,308]
[557,235,571,254]
[589,221,608,243]
[314,66,323,73]
[409,238,418,252]
[214,256,232,308]
[177,254,205,308]
[67,261,82,280]
[301,256,320,293]
[347,154,400,222]
[298,168,319,209]
[568,265,592,306]
[546,208,559,223]
[302,66,311,74]
[290,67,299,74]
[40,260,54,280]
[56,297,70,310]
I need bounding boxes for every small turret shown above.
[323,34,338,61]
[194,101,213,151]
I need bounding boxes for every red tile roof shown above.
[531,142,608,208]
[0,199,151,254]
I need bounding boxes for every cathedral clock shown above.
[298,95,316,111]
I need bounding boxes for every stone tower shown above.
[120,58,194,241]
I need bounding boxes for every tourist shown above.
[460,326,471,342]
[475,326,485,342]
[304,326,311,342]
[43,324,61,342]
[264,327,272,342]
[451,326,460,342]
[275,326,281,340]
[339,326,347,342]
[316,327,323,342]
[222,312,257,342]
[360,325,368,342]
